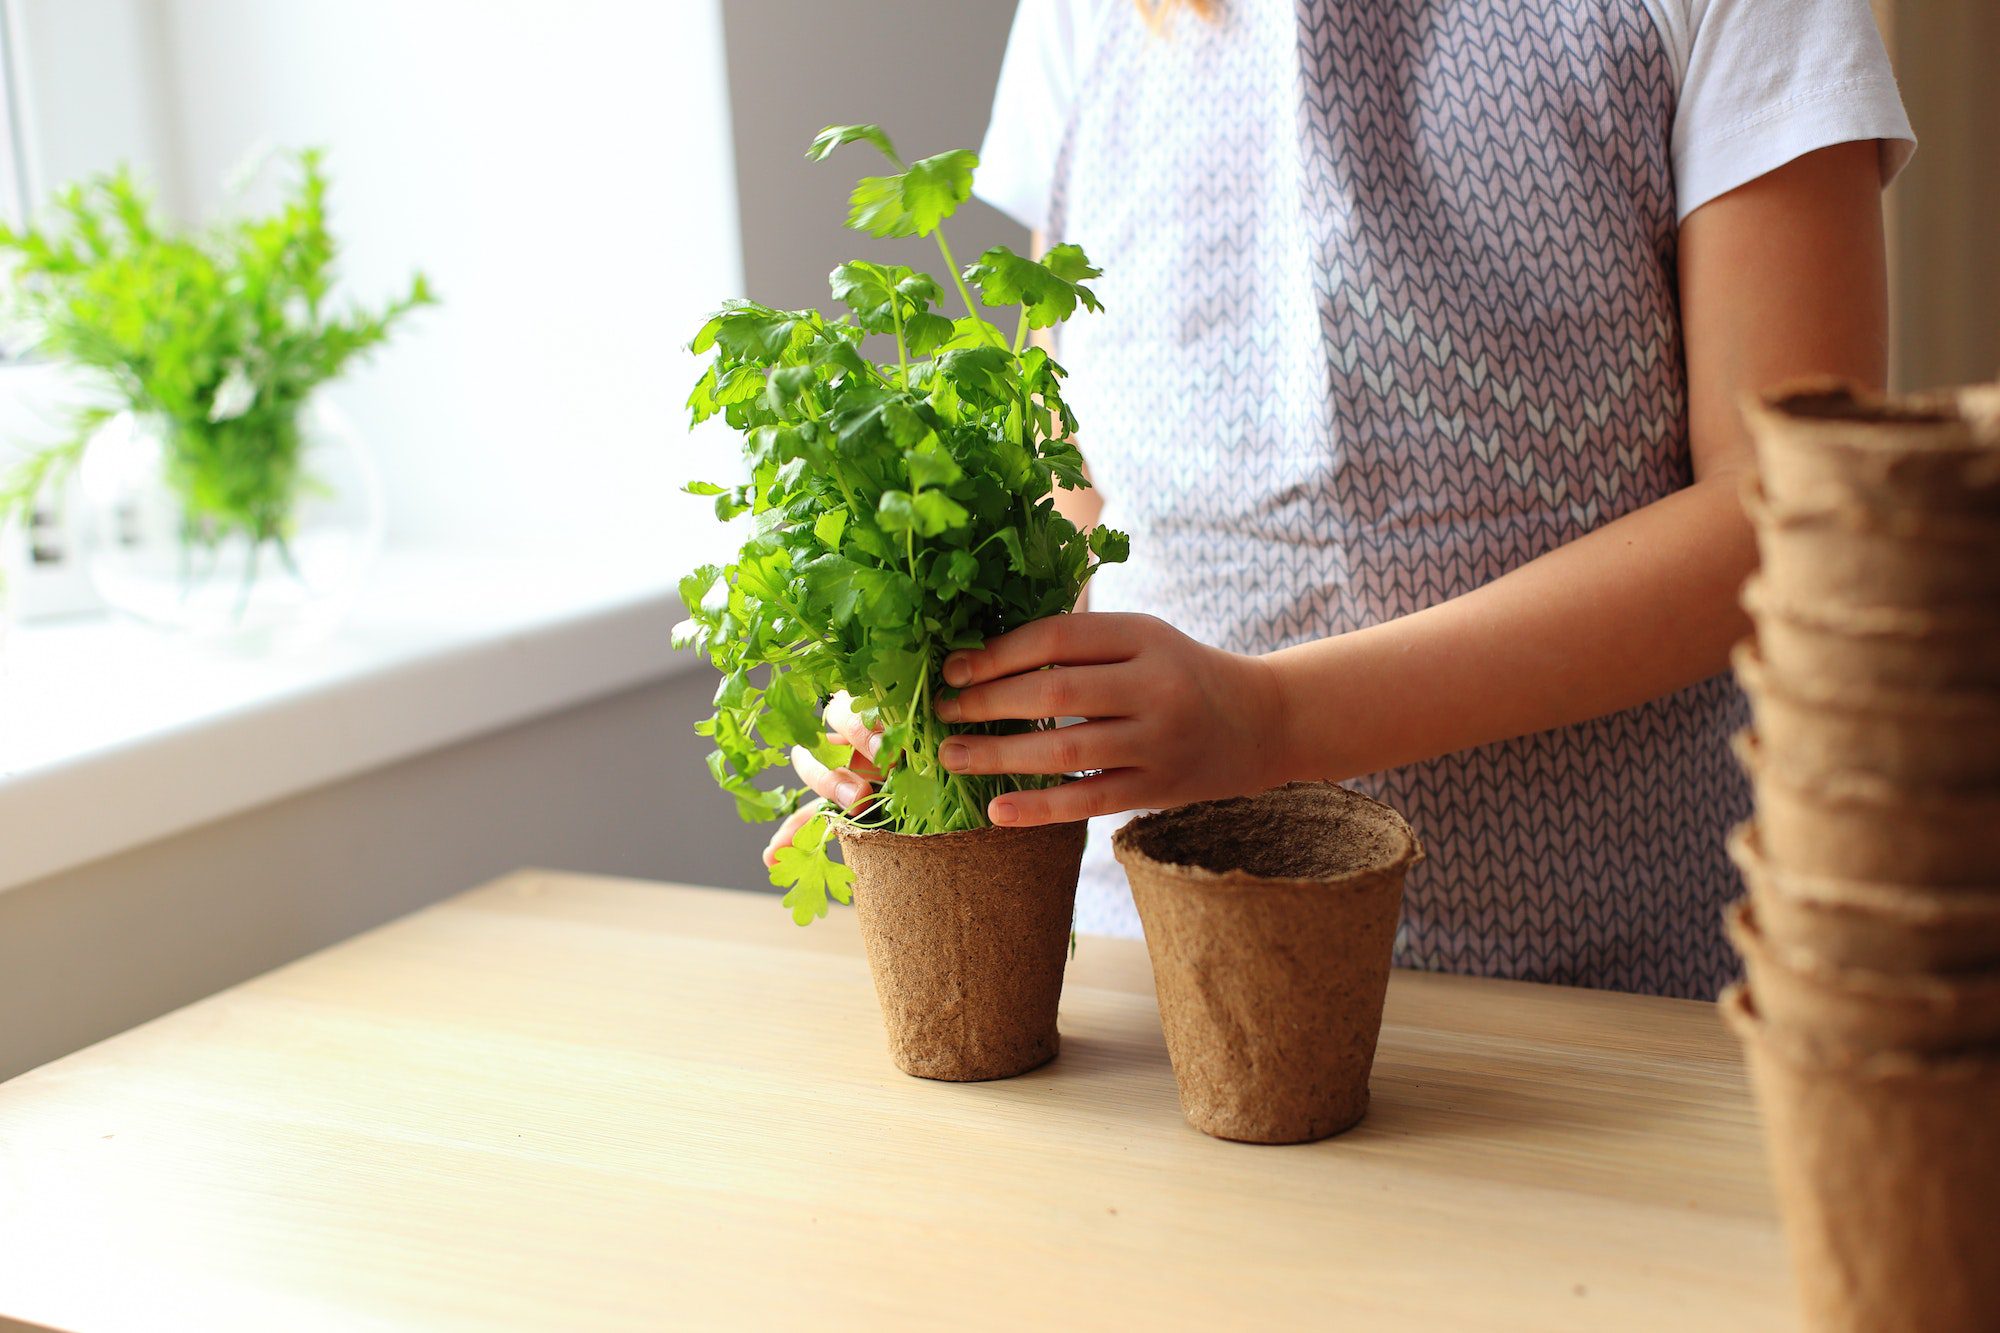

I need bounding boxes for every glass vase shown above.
[76,396,385,653]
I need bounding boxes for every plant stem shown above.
[891,299,909,387]
[933,228,1007,351]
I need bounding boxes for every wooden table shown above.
[0,873,1790,1331]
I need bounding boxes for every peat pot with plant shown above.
[675,124,1128,1081]
[0,150,433,651]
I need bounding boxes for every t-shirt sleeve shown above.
[1671,0,1915,221]
[975,0,1080,234]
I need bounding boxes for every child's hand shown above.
[935,612,1291,827]
[761,692,883,867]
[759,613,1291,864]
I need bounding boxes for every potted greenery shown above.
[0,150,432,648]
[675,124,1127,1081]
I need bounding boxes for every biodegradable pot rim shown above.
[1110,781,1423,890]
[1740,573,2000,638]
[835,819,1087,852]
[1733,729,2000,814]
[1727,899,2000,1008]
[1741,476,2000,542]
[1720,983,2000,1083]
[1727,822,2000,922]
[1747,376,1969,437]
[1733,639,2000,722]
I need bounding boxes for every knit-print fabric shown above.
[1048,0,1750,999]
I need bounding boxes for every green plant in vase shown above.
[0,149,433,627]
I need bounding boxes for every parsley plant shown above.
[676,125,1127,924]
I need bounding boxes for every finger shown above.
[988,771,1150,827]
[790,744,874,810]
[823,733,885,782]
[824,691,884,765]
[936,664,1136,725]
[938,721,1139,777]
[762,801,825,867]
[942,613,1152,689]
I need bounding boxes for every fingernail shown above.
[935,696,961,722]
[761,845,777,867]
[864,731,883,760]
[943,655,971,687]
[835,780,866,807]
[940,741,968,771]
[989,799,1017,825]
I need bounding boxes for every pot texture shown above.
[1743,576,2000,694]
[838,820,1086,1082]
[1736,732,2000,887]
[1726,902,2000,1058]
[1746,377,2000,519]
[1113,782,1422,1144]
[1734,641,2000,789]
[1724,985,2000,1333]
[1730,824,2000,975]
[1744,487,2000,612]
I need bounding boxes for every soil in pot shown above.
[1112,782,1422,1145]
[838,820,1086,1082]
[1730,824,2000,975]
[1726,901,2000,1058]
[1734,641,2000,790]
[1746,376,2000,519]
[1743,575,2000,694]
[1722,985,2000,1333]
[1736,732,2000,887]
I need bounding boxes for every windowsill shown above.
[0,542,698,894]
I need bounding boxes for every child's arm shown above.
[928,141,1890,827]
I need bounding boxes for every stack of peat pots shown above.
[1725,378,2000,1333]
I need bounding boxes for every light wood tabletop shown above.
[0,872,1790,1332]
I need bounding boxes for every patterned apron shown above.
[1050,0,1750,999]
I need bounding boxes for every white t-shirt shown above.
[977,0,1914,233]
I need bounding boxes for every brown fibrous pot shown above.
[1112,782,1423,1145]
[1735,732,2000,887]
[1743,483,2000,612]
[1729,823,2000,975]
[838,820,1085,1082]
[1734,640,2000,790]
[1742,575,2000,694]
[1745,376,2000,519]
[1722,985,2000,1333]
[1726,901,2000,1058]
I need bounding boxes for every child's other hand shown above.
[933,612,1291,827]
[762,692,883,867]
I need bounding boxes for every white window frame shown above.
[0,0,27,229]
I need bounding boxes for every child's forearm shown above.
[1262,468,1756,784]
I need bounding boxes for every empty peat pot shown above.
[1742,575,2000,694]
[1729,824,2000,976]
[1726,901,2000,1058]
[1743,484,2000,613]
[1734,641,2000,790]
[1723,985,2000,1333]
[1734,731,2000,887]
[837,821,1085,1082]
[1113,782,1423,1145]
[1745,377,2000,519]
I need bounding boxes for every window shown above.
[0,0,23,231]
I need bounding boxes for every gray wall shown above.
[0,671,771,1082]
[721,0,1027,314]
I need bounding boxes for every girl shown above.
[771,0,1912,999]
